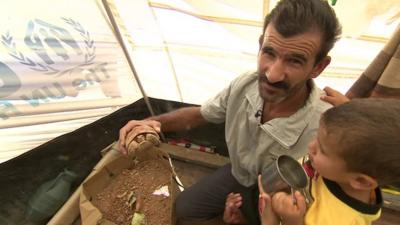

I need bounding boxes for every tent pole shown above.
[101,0,166,141]
[263,0,270,18]
[148,2,184,103]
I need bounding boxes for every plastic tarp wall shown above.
[0,0,143,162]
[1,0,399,163]
[116,0,399,102]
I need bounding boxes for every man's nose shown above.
[266,60,285,83]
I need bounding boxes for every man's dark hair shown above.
[321,98,400,185]
[263,0,342,63]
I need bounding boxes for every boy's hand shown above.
[320,86,349,106]
[272,191,306,225]
[223,193,245,224]
[258,175,279,225]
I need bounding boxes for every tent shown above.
[0,0,399,224]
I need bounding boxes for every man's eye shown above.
[263,50,275,57]
[289,58,302,65]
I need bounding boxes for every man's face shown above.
[257,24,325,103]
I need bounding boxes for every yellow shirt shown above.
[305,176,382,225]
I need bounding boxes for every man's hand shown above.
[125,124,160,153]
[118,120,161,155]
[223,193,245,224]
[272,191,306,225]
[258,175,279,225]
[320,86,349,106]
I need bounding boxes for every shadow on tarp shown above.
[0,97,227,225]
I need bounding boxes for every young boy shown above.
[258,98,400,225]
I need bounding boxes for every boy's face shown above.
[307,123,351,183]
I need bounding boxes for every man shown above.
[119,0,341,224]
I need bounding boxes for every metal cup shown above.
[260,155,308,194]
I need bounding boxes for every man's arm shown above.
[148,106,207,132]
[118,106,207,154]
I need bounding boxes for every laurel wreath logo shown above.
[1,18,96,75]
[1,32,59,75]
[62,17,96,64]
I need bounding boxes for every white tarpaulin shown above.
[0,0,142,161]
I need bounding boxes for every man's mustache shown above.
[258,73,289,90]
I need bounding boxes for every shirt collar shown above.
[323,178,382,214]
[245,79,321,148]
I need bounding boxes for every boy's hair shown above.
[321,98,400,185]
[263,0,342,64]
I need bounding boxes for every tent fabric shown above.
[332,0,399,38]
[0,0,142,162]
[347,26,400,98]
[117,0,399,101]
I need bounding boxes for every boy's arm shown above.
[258,175,280,225]
[272,191,307,225]
[259,193,279,225]
[320,86,349,106]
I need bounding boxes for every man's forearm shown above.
[147,106,207,132]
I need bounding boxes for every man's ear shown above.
[259,35,264,50]
[349,174,378,190]
[311,56,331,79]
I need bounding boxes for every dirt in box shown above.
[92,158,173,225]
